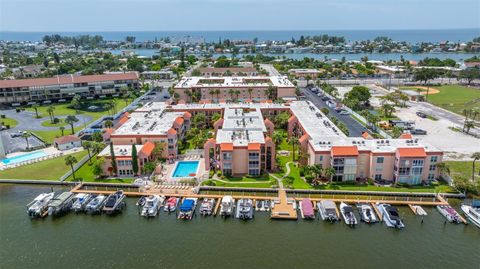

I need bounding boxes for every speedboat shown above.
[220,196,235,217]
[141,195,164,217]
[71,193,92,212]
[437,205,462,224]
[461,203,480,228]
[47,192,75,216]
[199,198,215,216]
[164,197,179,212]
[178,198,198,220]
[102,190,126,214]
[356,203,378,223]
[27,192,55,218]
[340,202,358,226]
[376,203,405,229]
[136,196,146,207]
[317,200,339,222]
[85,195,106,214]
[300,198,315,220]
[256,200,264,211]
[235,199,254,220]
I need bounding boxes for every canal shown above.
[1,184,478,269]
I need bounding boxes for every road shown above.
[259,64,281,76]
[297,77,480,88]
[301,88,369,137]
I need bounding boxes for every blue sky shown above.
[0,0,479,31]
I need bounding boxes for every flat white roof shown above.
[113,107,184,136]
[98,144,144,157]
[174,76,294,89]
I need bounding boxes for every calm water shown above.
[1,29,479,42]
[1,185,479,269]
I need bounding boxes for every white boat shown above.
[235,199,254,220]
[340,202,358,226]
[141,195,164,217]
[411,205,428,216]
[220,196,235,217]
[317,200,339,222]
[71,193,92,212]
[437,205,462,224]
[164,197,179,212]
[102,190,126,214]
[199,198,215,216]
[47,192,75,216]
[85,195,107,213]
[356,204,378,223]
[27,193,55,218]
[376,204,405,229]
[461,204,480,228]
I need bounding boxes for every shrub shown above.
[0,114,5,118]
[52,117,61,124]
[305,175,314,183]
[367,178,374,185]
[216,170,222,177]
[209,170,215,178]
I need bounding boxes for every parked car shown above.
[416,111,427,118]
[339,110,350,115]
[10,131,25,138]
[321,96,330,101]
[410,129,427,135]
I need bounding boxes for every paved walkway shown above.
[270,161,293,189]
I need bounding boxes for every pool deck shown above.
[161,158,206,182]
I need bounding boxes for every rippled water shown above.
[0,184,478,269]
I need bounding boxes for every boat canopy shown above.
[472,200,480,207]
[180,199,194,211]
[302,198,314,216]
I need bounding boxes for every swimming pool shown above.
[1,150,47,165]
[172,161,199,178]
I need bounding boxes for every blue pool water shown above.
[1,150,47,165]
[172,161,199,178]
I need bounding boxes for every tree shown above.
[228,89,235,101]
[65,155,78,180]
[92,157,105,178]
[413,68,438,101]
[92,132,103,143]
[109,142,117,176]
[381,103,395,118]
[247,88,253,99]
[343,86,371,110]
[152,141,166,160]
[131,144,139,175]
[214,89,221,101]
[192,113,207,129]
[104,120,113,128]
[71,94,82,114]
[435,162,450,179]
[83,141,93,163]
[211,113,222,126]
[272,131,283,145]
[391,126,403,138]
[32,104,40,118]
[143,161,157,174]
[22,132,31,149]
[65,115,79,134]
[305,75,312,86]
[59,126,65,136]
[458,68,480,85]
[320,107,329,116]
[324,167,336,183]
[311,164,323,180]
[46,105,55,123]
[274,111,290,129]
[289,137,299,161]
[471,152,480,183]
[266,86,276,100]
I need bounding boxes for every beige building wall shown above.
[232,148,248,175]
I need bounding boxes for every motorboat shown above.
[461,203,480,228]
[199,198,215,216]
[437,205,462,224]
[220,196,235,217]
[164,197,179,212]
[71,193,92,212]
[356,203,378,223]
[235,199,254,220]
[340,202,358,226]
[317,200,339,222]
[300,198,315,219]
[178,198,198,220]
[102,190,126,214]
[263,200,271,211]
[85,195,107,214]
[136,196,146,207]
[256,200,264,211]
[47,192,75,216]
[27,192,55,218]
[376,203,405,229]
[141,195,164,217]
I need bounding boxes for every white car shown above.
[339,110,350,115]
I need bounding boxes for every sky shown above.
[0,0,479,31]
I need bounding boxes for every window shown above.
[398,167,410,175]
[249,152,259,160]
[430,156,438,163]
[223,153,232,161]
[412,159,424,166]
[376,157,384,164]
[429,164,436,171]
[428,174,435,180]
[249,169,259,176]
[168,138,174,144]
[412,167,423,175]
[318,155,323,162]
[375,174,382,180]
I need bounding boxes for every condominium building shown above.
[98,142,155,177]
[0,72,139,105]
[288,69,321,79]
[197,67,259,77]
[173,76,296,102]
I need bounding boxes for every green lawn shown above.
[445,161,480,182]
[41,119,67,127]
[203,179,275,188]
[402,85,480,115]
[66,157,134,183]
[0,150,88,180]
[0,117,18,128]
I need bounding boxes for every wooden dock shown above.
[271,190,297,220]
[371,203,383,221]
[213,198,221,216]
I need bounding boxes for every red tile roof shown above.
[0,72,139,88]
[174,117,184,126]
[331,146,359,156]
[167,128,177,135]
[220,143,233,151]
[54,135,81,145]
[183,111,192,119]
[140,141,155,156]
[397,147,427,158]
[361,132,373,139]
[117,116,129,126]
[399,133,413,139]
[248,143,261,151]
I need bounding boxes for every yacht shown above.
[27,192,55,218]
[376,204,405,229]
[199,198,215,216]
[317,200,339,222]
[300,198,315,219]
[141,195,164,217]
[340,202,358,226]
[47,192,75,216]
[220,196,235,217]
[437,205,462,224]
[356,203,378,223]
[235,199,254,220]
[164,197,179,212]
[461,203,480,228]
[102,190,126,214]
[178,198,198,220]
[71,193,92,212]
[85,195,107,214]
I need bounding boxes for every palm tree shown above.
[228,89,235,101]
[59,126,65,136]
[214,89,221,101]
[381,103,395,118]
[65,155,78,180]
[83,141,93,163]
[185,89,192,103]
[234,89,241,101]
[46,105,55,123]
[435,162,450,179]
[289,137,299,161]
[311,164,323,181]
[323,167,336,183]
[471,152,480,183]
[65,115,79,134]
[22,132,31,149]
[247,88,253,99]
[266,86,276,101]
[464,121,475,134]
[104,120,113,128]
[208,89,215,101]
[32,104,40,118]
[272,131,283,146]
